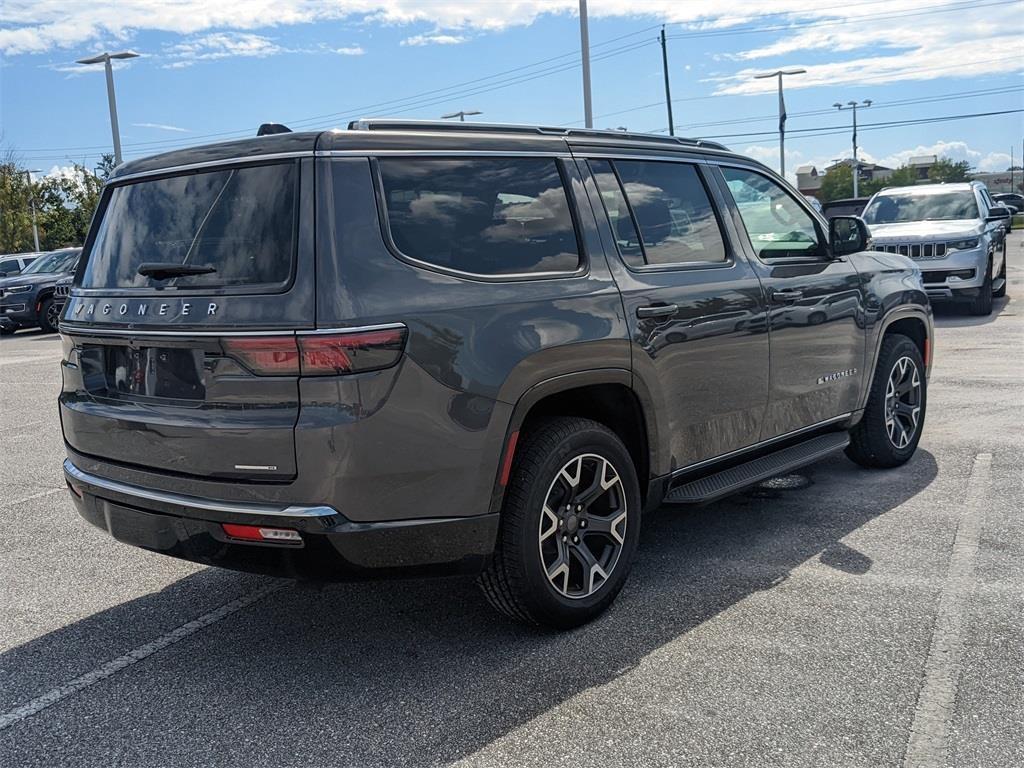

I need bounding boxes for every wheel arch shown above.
[488,370,659,514]
[860,307,932,411]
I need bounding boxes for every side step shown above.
[664,432,850,505]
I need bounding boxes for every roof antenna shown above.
[257,123,292,136]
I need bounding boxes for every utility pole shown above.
[441,110,482,122]
[24,169,42,252]
[578,0,593,129]
[660,27,674,136]
[76,50,139,166]
[754,69,805,177]
[834,99,872,197]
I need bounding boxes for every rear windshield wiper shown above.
[137,263,217,280]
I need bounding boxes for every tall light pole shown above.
[75,50,139,166]
[24,169,42,252]
[754,68,805,177]
[834,99,872,197]
[440,110,482,122]
[578,0,593,129]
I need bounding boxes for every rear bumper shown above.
[64,459,499,580]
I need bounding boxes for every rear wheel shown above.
[39,297,60,333]
[846,333,926,468]
[478,417,641,628]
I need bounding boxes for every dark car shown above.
[992,192,1023,213]
[59,121,932,628]
[0,247,80,335]
[822,197,869,220]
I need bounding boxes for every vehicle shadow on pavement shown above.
[932,295,1011,327]
[0,450,939,767]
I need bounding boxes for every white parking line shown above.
[3,488,64,507]
[0,580,287,732]
[903,452,991,768]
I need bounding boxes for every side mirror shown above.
[986,205,1011,222]
[829,215,871,257]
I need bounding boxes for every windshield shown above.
[863,190,979,224]
[82,162,298,290]
[21,249,80,275]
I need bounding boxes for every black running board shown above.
[992,277,1006,294]
[664,432,850,505]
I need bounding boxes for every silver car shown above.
[862,181,1009,315]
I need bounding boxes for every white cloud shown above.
[877,140,1013,172]
[132,122,189,133]
[331,45,365,56]
[401,33,468,47]
[164,32,282,68]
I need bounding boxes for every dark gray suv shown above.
[59,121,932,627]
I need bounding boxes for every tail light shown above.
[222,326,406,376]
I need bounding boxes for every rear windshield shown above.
[82,162,298,290]
[862,190,978,224]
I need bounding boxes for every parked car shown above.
[59,121,932,628]
[992,192,1023,213]
[822,197,869,220]
[862,182,1008,315]
[0,247,80,335]
[0,252,39,278]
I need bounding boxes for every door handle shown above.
[636,303,678,319]
[771,289,803,304]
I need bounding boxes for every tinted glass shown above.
[611,160,727,265]
[22,249,80,275]
[378,158,580,275]
[722,167,822,259]
[588,160,644,267]
[0,259,20,273]
[862,190,979,224]
[82,163,297,290]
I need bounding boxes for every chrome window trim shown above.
[317,149,574,159]
[63,459,338,518]
[109,152,312,184]
[668,413,853,479]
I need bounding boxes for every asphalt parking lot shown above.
[1,234,1021,768]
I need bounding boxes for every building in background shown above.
[969,170,1021,194]
[796,159,892,199]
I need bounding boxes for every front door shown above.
[713,165,866,440]
[584,156,770,470]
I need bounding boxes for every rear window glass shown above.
[378,158,580,276]
[82,162,298,290]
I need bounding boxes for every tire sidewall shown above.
[877,338,927,463]
[509,426,642,625]
[39,298,58,333]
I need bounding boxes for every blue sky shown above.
[2,1,1022,181]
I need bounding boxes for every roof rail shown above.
[347,119,728,151]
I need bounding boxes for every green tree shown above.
[35,164,105,250]
[819,164,853,202]
[884,165,921,187]
[927,158,972,183]
[0,152,36,253]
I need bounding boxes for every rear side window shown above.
[592,159,727,267]
[82,162,298,290]
[378,157,580,276]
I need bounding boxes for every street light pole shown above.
[834,99,872,198]
[578,0,593,129]
[75,51,139,166]
[24,169,42,252]
[754,68,805,178]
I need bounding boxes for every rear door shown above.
[581,154,770,468]
[60,158,315,482]
[711,164,866,439]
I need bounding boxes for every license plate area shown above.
[80,343,207,402]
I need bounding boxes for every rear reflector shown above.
[222,326,406,376]
[222,523,302,543]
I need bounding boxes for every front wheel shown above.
[478,417,641,628]
[967,258,993,316]
[846,333,926,468]
[39,297,60,333]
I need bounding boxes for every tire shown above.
[967,257,993,316]
[38,297,60,333]
[478,417,642,629]
[0,326,15,336]
[993,254,1007,299]
[846,333,926,469]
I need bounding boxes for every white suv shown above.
[862,181,1009,315]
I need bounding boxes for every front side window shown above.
[862,190,980,224]
[378,157,580,276]
[722,167,823,260]
[592,159,727,267]
[82,162,298,290]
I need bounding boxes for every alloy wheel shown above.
[539,453,627,600]
[884,356,921,449]
[45,302,60,330]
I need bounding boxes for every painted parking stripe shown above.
[3,488,64,507]
[903,452,991,768]
[0,580,287,732]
